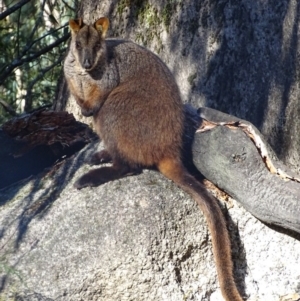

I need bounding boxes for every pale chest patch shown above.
[67,74,103,108]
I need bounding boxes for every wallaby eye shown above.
[75,41,81,50]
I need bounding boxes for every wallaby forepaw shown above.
[81,107,94,117]
[74,168,110,189]
[88,149,112,165]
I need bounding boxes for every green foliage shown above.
[0,0,78,125]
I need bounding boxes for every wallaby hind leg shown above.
[74,160,142,189]
[88,149,112,166]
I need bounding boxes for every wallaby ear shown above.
[94,17,110,38]
[69,18,84,34]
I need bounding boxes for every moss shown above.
[117,0,149,17]
[116,0,129,15]
[187,73,197,87]
[162,0,177,32]
[138,3,159,27]
[134,3,163,48]
[116,0,179,51]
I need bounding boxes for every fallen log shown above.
[193,107,300,234]
[0,109,97,189]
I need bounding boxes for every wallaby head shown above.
[69,17,109,71]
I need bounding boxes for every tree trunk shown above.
[55,0,300,173]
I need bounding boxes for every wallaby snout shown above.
[81,50,93,70]
[83,59,92,70]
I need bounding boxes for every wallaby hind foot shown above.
[74,162,142,189]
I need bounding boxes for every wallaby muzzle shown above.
[81,49,94,70]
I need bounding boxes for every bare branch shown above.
[0,0,31,21]
[0,33,70,85]
[0,99,17,116]
[16,2,22,57]
[26,0,47,46]
[61,0,76,12]
[0,0,47,76]
[25,56,65,111]
[32,22,69,46]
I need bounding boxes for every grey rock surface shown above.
[28,1,300,299]
[0,141,299,301]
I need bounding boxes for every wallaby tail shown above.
[158,158,243,301]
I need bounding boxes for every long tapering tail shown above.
[158,157,243,301]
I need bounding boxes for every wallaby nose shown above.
[83,59,92,70]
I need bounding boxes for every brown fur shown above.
[67,77,104,110]
[64,17,243,301]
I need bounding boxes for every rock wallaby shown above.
[64,17,243,301]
